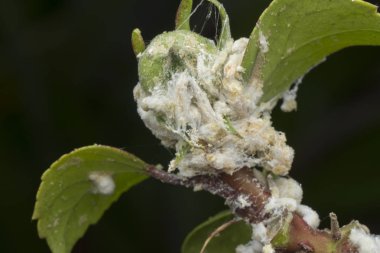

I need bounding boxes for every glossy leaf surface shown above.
[241,0,380,101]
[33,145,149,253]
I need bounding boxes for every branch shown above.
[146,166,359,253]
[146,166,269,223]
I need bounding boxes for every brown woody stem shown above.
[146,166,358,253]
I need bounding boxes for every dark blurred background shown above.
[1,0,380,252]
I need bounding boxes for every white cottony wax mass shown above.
[89,172,115,195]
[135,31,294,177]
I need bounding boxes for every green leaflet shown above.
[241,0,380,102]
[206,0,232,49]
[131,28,146,56]
[32,145,149,253]
[176,0,193,30]
[175,0,231,48]
[181,211,251,253]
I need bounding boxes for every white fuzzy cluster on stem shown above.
[135,34,294,178]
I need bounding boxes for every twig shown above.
[146,166,271,223]
[146,165,359,253]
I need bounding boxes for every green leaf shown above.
[176,0,193,30]
[175,0,231,48]
[206,0,232,49]
[131,28,146,56]
[32,145,149,253]
[241,0,380,102]
[181,211,251,253]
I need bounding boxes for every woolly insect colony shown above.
[33,0,380,252]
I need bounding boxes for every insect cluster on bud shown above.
[132,1,294,177]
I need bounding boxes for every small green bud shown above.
[175,0,192,30]
[131,28,145,57]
